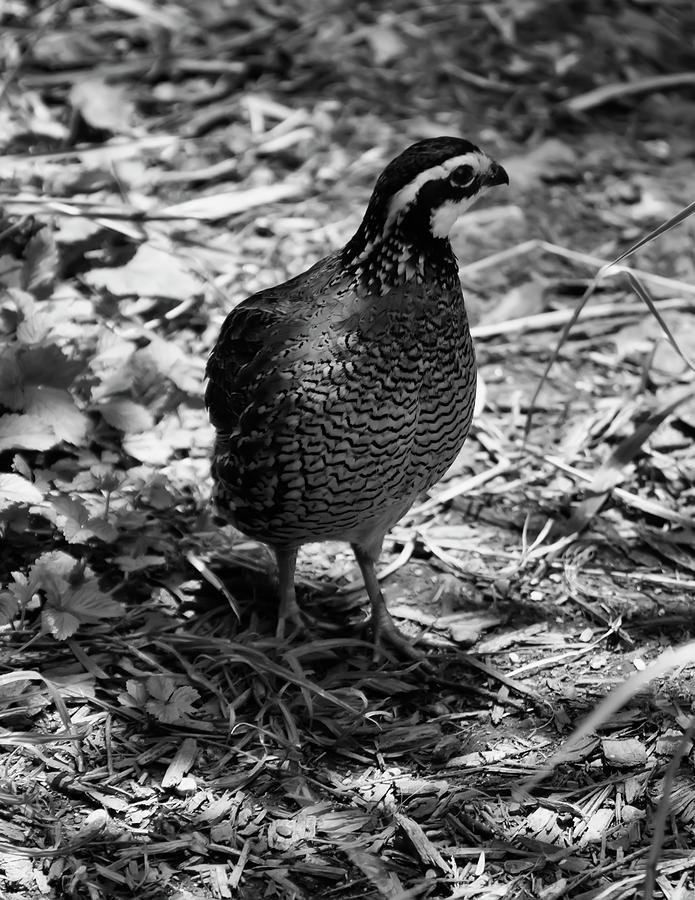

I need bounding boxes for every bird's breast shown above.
[212,286,476,545]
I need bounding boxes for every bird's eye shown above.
[449,165,475,188]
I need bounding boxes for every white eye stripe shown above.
[385,152,483,228]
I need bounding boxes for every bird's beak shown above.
[484,161,509,187]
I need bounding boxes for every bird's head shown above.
[343,136,508,291]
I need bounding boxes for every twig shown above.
[605,570,695,591]
[565,72,695,113]
[459,239,538,276]
[440,60,515,93]
[471,296,693,340]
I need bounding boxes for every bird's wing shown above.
[205,254,346,433]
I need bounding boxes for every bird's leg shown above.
[351,541,424,660]
[274,546,301,639]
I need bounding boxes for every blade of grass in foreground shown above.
[624,270,695,374]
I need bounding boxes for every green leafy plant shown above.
[119,676,201,724]
[0,550,124,637]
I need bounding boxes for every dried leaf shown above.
[18,345,87,389]
[345,849,403,896]
[83,245,201,300]
[395,813,449,872]
[24,386,88,446]
[16,310,52,345]
[162,738,199,789]
[70,79,135,134]
[363,21,407,65]
[99,398,155,433]
[121,431,171,465]
[113,554,166,573]
[0,473,44,510]
[478,278,547,327]
[137,335,203,391]
[21,228,59,300]
[601,737,647,767]
[0,413,58,451]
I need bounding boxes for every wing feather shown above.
[205,253,346,433]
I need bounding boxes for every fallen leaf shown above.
[99,398,155,433]
[0,473,44,509]
[0,413,57,451]
[478,278,547,327]
[83,244,201,300]
[70,79,135,134]
[504,139,578,190]
[18,344,87,389]
[363,20,407,66]
[24,386,89,446]
[21,228,59,299]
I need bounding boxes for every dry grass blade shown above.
[186,551,240,618]
[163,635,368,715]
[539,240,695,296]
[608,199,695,267]
[624,271,695,374]
[643,714,695,900]
[524,274,601,438]
[526,199,695,436]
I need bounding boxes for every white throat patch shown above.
[385,151,484,233]
[430,195,480,238]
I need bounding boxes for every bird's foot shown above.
[276,604,310,640]
[370,607,430,665]
[276,587,305,639]
[276,604,341,640]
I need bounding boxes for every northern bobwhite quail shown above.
[206,136,508,655]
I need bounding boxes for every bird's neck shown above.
[341,221,460,294]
